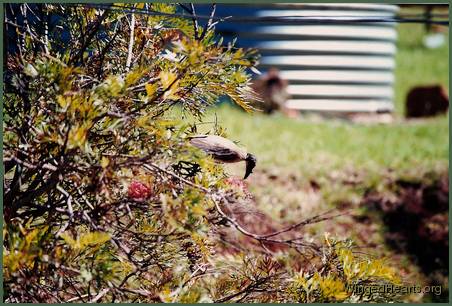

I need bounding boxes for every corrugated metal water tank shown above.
[199,3,399,113]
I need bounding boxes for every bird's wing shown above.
[189,137,234,155]
[189,135,244,161]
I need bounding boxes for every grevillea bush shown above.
[3,3,402,302]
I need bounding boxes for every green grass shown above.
[198,107,448,184]
[194,106,448,216]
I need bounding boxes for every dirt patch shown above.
[217,169,449,301]
[363,174,449,301]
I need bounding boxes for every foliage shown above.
[3,3,402,302]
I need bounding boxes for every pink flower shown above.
[128,181,152,200]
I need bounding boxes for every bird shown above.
[189,134,257,179]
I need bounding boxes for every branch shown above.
[3,155,57,172]
[66,294,89,303]
[71,7,110,65]
[179,3,199,40]
[259,209,349,239]
[214,273,280,303]
[55,184,75,237]
[189,3,199,40]
[199,4,216,40]
[88,288,110,303]
[125,12,136,71]
[141,162,336,252]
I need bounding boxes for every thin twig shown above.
[125,12,136,70]
[66,293,89,303]
[189,3,199,40]
[200,4,216,40]
[88,288,110,303]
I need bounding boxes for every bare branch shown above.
[88,288,110,303]
[125,12,136,71]
[200,3,216,40]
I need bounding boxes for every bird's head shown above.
[244,153,257,179]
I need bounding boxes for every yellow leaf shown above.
[156,119,179,126]
[68,125,88,149]
[125,69,144,86]
[60,232,77,248]
[317,274,349,301]
[191,204,206,216]
[145,83,158,97]
[159,70,177,89]
[57,95,69,109]
[159,286,172,303]
[163,82,180,100]
[101,156,110,168]
[78,232,110,249]
[232,71,247,83]
[61,231,110,250]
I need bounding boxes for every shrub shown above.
[3,3,402,302]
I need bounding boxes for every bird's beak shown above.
[244,158,256,179]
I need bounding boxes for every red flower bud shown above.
[128,181,152,200]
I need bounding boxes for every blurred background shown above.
[191,3,449,302]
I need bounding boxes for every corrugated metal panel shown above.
[238,25,397,41]
[255,9,396,17]
[285,99,393,112]
[271,3,399,12]
[250,41,396,55]
[278,71,394,84]
[198,3,399,113]
[288,85,393,98]
[260,55,395,70]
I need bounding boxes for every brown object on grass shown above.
[405,85,449,118]
[252,68,291,114]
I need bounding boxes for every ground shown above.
[181,7,449,302]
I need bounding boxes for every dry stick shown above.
[179,264,209,293]
[88,288,110,303]
[76,187,95,210]
[71,7,110,65]
[179,3,199,40]
[66,294,89,303]
[125,12,136,71]
[117,287,160,300]
[260,209,349,239]
[127,77,159,91]
[55,185,74,236]
[190,3,200,40]
[214,273,280,303]
[3,156,57,171]
[42,5,50,55]
[199,3,216,40]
